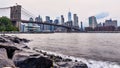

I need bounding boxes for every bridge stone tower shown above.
[10,5,21,20]
[10,5,22,31]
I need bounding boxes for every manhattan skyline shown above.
[0,0,120,26]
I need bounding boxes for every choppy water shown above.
[10,33,120,68]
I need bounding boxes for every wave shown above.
[34,48,120,68]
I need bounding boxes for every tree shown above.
[0,16,18,31]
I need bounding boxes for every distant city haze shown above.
[0,0,120,26]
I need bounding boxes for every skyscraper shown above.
[35,15,43,32]
[73,14,79,28]
[68,11,72,21]
[61,15,64,25]
[35,15,42,22]
[81,21,83,31]
[54,19,59,24]
[45,16,51,30]
[46,16,50,23]
[50,20,53,31]
[54,19,59,30]
[89,16,97,29]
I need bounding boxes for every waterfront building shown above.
[54,19,59,24]
[81,21,83,31]
[89,16,97,29]
[50,20,53,23]
[54,19,59,31]
[68,11,72,21]
[67,21,73,27]
[20,23,29,32]
[46,16,50,23]
[34,15,43,32]
[50,20,53,31]
[29,17,34,21]
[44,16,51,31]
[104,19,117,28]
[28,17,38,32]
[61,15,65,32]
[29,17,34,27]
[20,23,25,32]
[35,15,42,22]
[61,15,65,25]
[73,14,79,28]
[45,16,54,32]
[97,23,102,27]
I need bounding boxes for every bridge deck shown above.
[11,19,80,31]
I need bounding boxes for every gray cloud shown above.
[95,12,109,19]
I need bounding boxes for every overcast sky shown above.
[0,0,120,26]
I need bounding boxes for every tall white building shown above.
[68,11,72,21]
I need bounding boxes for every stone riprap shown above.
[0,35,88,68]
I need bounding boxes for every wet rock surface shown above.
[13,51,53,68]
[34,49,88,68]
[0,35,88,68]
[1,35,30,43]
[0,48,16,68]
[54,62,88,68]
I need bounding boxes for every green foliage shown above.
[0,16,18,31]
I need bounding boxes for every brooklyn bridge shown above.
[0,5,81,32]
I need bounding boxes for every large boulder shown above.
[1,35,30,44]
[0,48,16,68]
[13,50,53,68]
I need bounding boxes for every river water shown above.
[10,33,120,68]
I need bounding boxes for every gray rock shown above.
[71,62,88,68]
[0,48,16,68]
[0,35,30,44]
[0,35,88,68]
[0,37,7,43]
[0,44,19,59]
[54,62,88,68]
[0,59,16,68]
[22,45,30,49]
[0,48,8,59]
[13,50,53,68]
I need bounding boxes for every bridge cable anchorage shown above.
[21,7,36,18]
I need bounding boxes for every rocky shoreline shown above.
[0,35,88,68]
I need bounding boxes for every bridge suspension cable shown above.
[21,7,36,18]
[0,7,10,17]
